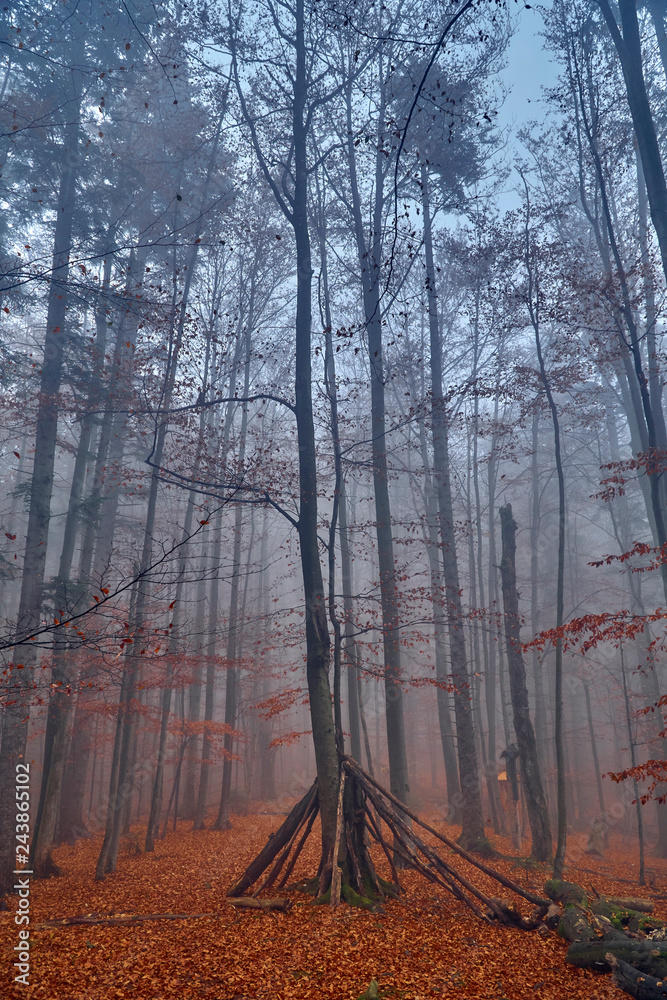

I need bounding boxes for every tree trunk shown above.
[415,403,461,819]
[193,337,242,830]
[0,102,80,899]
[144,661,173,853]
[96,218,196,875]
[32,250,113,874]
[215,324,252,831]
[583,681,606,825]
[487,397,511,831]
[57,683,96,843]
[522,197,567,876]
[161,312,216,827]
[345,80,410,810]
[498,504,552,861]
[470,404,502,835]
[422,165,486,850]
[567,939,667,977]
[291,4,338,858]
[193,517,221,831]
[619,645,646,885]
[339,483,362,762]
[255,511,276,800]
[648,0,667,81]
[78,247,149,589]
[597,0,667,287]
[529,409,549,785]
[315,198,362,764]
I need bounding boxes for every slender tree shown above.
[499,503,552,861]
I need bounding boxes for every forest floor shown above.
[1,796,665,1000]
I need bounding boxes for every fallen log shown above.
[566,940,667,977]
[594,915,635,942]
[35,897,293,928]
[558,905,599,943]
[545,879,588,907]
[486,898,550,931]
[603,898,655,915]
[608,953,667,1000]
[227,897,292,912]
[590,900,663,934]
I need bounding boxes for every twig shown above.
[35,912,217,929]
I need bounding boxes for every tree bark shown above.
[498,504,552,861]
[415,395,461,818]
[345,78,410,809]
[596,0,667,287]
[0,100,81,898]
[215,331,252,831]
[422,165,485,849]
[291,4,338,856]
[32,250,113,875]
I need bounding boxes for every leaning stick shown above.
[366,798,487,919]
[253,790,319,897]
[228,780,317,897]
[364,806,402,889]
[278,795,319,889]
[330,772,347,907]
[365,776,503,920]
[343,756,547,906]
[345,821,368,896]
[363,782,487,917]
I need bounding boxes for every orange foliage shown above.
[268,729,311,749]
[1,806,659,999]
[255,687,306,719]
[608,759,667,804]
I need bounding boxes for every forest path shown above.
[1,804,662,999]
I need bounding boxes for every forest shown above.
[2,0,667,997]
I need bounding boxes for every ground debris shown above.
[0,809,659,999]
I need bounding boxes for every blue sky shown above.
[498,2,558,132]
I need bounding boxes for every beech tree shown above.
[4,0,667,916]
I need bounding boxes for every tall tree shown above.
[499,504,552,862]
[595,0,667,285]
[227,0,340,866]
[0,13,86,899]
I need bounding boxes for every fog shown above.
[1,0,666,898]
